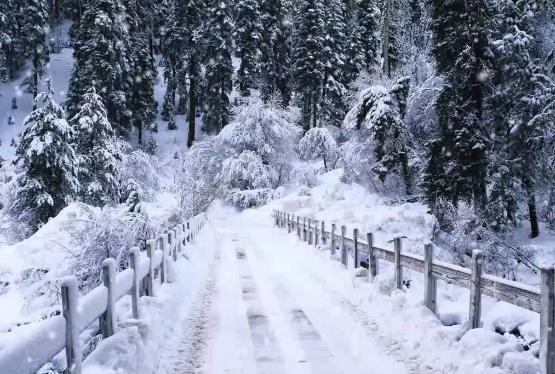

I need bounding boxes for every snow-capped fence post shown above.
[424,244,437,313]
[274,211,278,226]
[468,250,483,330]
[321,221,326,245]
[308,219,313,245]
[540,266,555,374]
[353,228,359,268]
[297,216,301,238]
[314,220,319,246]
[187,221,191,241]
[288,214,292,233]
[341,225,347,268]
[367,233,377,279]
[303,217,307,241]
[331,224,336,256]
[100,259,116,338]
[393,237,403,290]
[171,230,177,262]
[61,277,82,374]
[159,235,166,283]
[129,247,140,319]
[146,239,155,297]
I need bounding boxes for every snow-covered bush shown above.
[182,96,300,209]
[298,127,339,171]
[116,146,161,203]
[342,77,415,195]
[70,204,155,291]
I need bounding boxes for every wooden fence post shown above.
[308,219,313,244]
[146,240,155,296]
[187,221,191,242]
[321,221,326,245]
[61,277,82,374]
[100,259,116,338]
[468,250,483,330]
[367,233,377,279]
[341,225,347,268]
[129,247,140,318]
[297,216,301,238]
[274,211,279,226]
[331,224,336,256]
[393,237,402,289]
[540,266,555,374]
[159,235,166,283]
[303,217,307,241]
[424,244,437,313]
[314,220,319,246]
[353,228,359,268]
[288,214,292,233]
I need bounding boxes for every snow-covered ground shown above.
[82,172,541,373]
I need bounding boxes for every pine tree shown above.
[162,0,204,146]
[0,9,8,81]
[71,87,119,206]
[22,0,50,106]
[12,80,79,231]
[260,0,291,105]
[426,0,493,211]
[0,0,26,80]
[125,0,158,143]
[343,0,364,83]
[320,0,348,127]
[234,0,262,97]
[292,0,325,131]
[203,0,233,134]
[66,0,133,136]
[357,0,380,73]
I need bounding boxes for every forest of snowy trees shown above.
[0,0,554,272]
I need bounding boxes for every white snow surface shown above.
[82,172,542,374]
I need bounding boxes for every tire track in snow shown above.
[235,246,288,374]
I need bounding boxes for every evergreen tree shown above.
[320,0,348,127]
[0,9,9,81]
[66,0,133,136]
[203,0,233,134]
[22,0,50,106]
[12,81,79,231]
[0,0,26,80]
[71,87,119,206]
[343,0,364,83]
[292,0,325,131]
[357,0,380,73]
[425,0,493,211]
[125,0,158,143]
[234,0,262,97]
[162,0,204,146]
[260,0,291,105]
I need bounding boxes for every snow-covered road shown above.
[161,206,409,374]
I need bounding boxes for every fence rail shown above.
[0,215,206,374]
[273,210,553,374]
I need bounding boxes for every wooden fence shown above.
[0,215,206,374]
[273,210,555,374]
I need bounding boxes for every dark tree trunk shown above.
[399,148,411,195]
[524,178,540,238]
[187,77,197,148]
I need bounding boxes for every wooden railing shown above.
[273,210,554,374]
[0,215,207,374]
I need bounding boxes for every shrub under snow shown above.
[298,127,339,171]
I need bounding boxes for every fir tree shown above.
[0,0,26,80]
[357,0,380,73]
[260,0,292,105]
[66,0,133,136]
[22,0,50,106]
[203,0,233,134]
[0,9,9,81]
[71,87,120,206]
[12,80,79,231]
[292,0,325,131]
[426,0,493,211]
[234,0,262,97]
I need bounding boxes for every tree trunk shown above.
[187,76,197,148]
[524,178,540,238]
[32,62,38,110]
[399,148,411,195]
